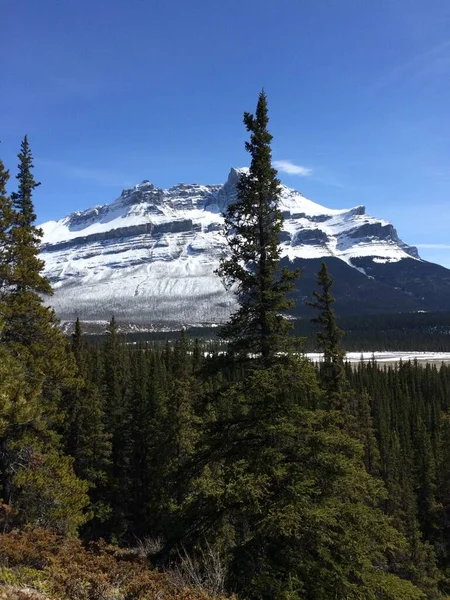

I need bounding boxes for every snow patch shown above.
[39,168,421,323]
[307,352,450,363]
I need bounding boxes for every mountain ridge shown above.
[39,168,450,326]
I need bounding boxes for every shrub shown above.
[0,529,229,600]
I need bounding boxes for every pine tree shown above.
[126,348,155,536]
[13,445,90,536]
[167,331,200,467]
[415,417,438,543]
[218,91,299,365]
[59,318,111,535]
[103,317,123,429]
[353,390,381,476]
[164,331,201,513]
[0,142,88,534]
[101,316,131,539]
[0,137,72,398]
[0,158,13,294]
[0,336,43,505]
[9,136,52,296]
[167,96,435,598]
[308,262,347,410]
[175,358,431,599]
[437,411,450,573]
[72,317,86,373]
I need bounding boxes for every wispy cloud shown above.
[372,39,450,91]
[274,160,312,177]
[415,244,450,250]
[38,159,133,189]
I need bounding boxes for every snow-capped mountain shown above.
[40,168,450,326]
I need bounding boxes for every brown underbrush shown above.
[0,528,228,600]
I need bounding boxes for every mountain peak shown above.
[38,170,444,327]
[227,166,249,184]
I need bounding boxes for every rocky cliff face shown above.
[39,168,447,327]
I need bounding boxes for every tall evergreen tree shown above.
[0,143,88,533]
[163,94,435,599]
[1,139,73,401]
[9,136,52,296]
[436,412,450,571]
[59,318,111,535]
[218,91,298,365]
[308,262,347,410]
[174,357,434,599]
[126,348,155,536]
[72,317,85,372]
[0,158,13,294]
[101,316,131,539]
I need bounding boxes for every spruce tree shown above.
[1,137,70,391]
[437,412,450,570]
[308,262,347,410]
[59,318,111,535]
[164,331,201,513]
[175,358,433,599]
[126,348,155,536]
[72,317,85,372]
[101,316,131,539]
[0,333,43,505]
[0,143,88,533]
[218,91,298,365]
[9,136,52,296]
[0,158,13,293]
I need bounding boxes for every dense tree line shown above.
[94,310,450,354]
[1,96,450,599]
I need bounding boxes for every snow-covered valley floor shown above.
[307,352,450,364]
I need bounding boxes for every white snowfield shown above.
[40,168,420,324]
[307,352,450,364]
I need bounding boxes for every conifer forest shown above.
[2,93,450,599]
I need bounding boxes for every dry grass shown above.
[0,528,230,600]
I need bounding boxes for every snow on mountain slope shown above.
[40,168,420,324]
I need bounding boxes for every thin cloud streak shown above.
[415,244,450,250]
[274,160,312,176]
[371,39,450,91]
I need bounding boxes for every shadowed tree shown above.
[0,158,13,294]
[308,262,347,410]
[0,141,89,533]
[218,91,299,366]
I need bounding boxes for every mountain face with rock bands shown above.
[40,168,450,328]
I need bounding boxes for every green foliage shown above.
[0,344,43,437]
[0,158,13,293]
[0,137,75,404]
[176,358,430,599]
[8,136,51,296]
[0,141,89,538]
[59,318,111,531]
[218,91,299,364]
[13,445,90,536]
[308,262,347,409]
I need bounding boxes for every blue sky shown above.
[2,0,450,267]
